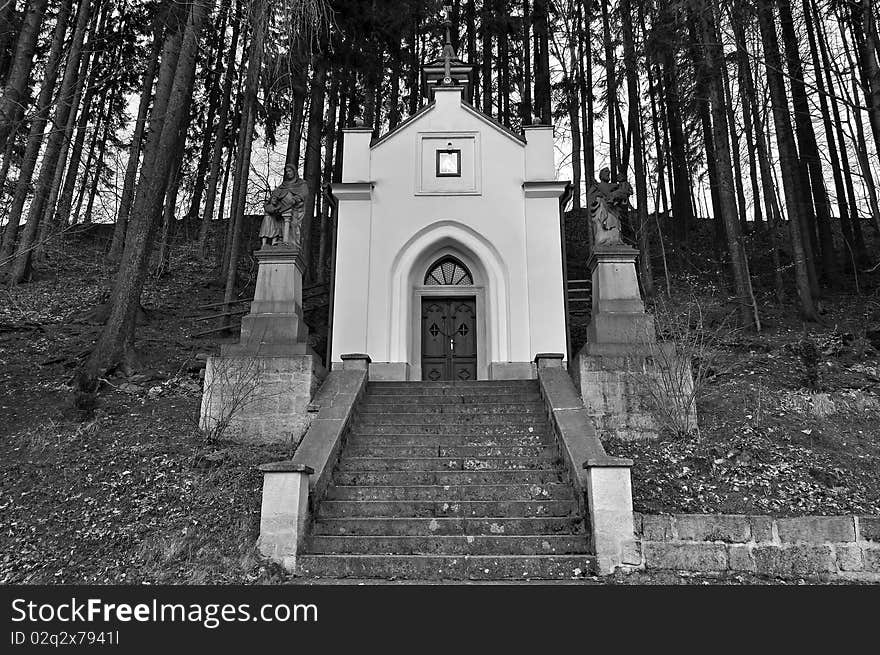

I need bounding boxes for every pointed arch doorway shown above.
[420,256,478,381]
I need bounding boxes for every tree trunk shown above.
[317,75,339,282]
[183,0,230,230]
[408,5,421,113]
[0,0,48,153]
[214,138,235,270]
[317,75,336,282]
[686,10,725,266]
[83,92,117,225]
[300,57,327,279]
[659,37,692,242]
[498,2,510,126]
[731,5,763,227]
[78,0,208,386]
[285,60,308,168]
[646,61,668,218]
[740,17,781,243]
[0,0,70,264]
[55,67,100,225]
[804,0,857,277]
[720,47,748,234]
[619,0,652,296]
[563,17,581,209]
[757,0,818,320]
[575,0,593,183]
[3,0,93,283]
[521,0,532,124]
[600,0,616,176]
[841,9,880,238]
[38,90,80,243]
[333,74,350,184]
[835,10,880,239]
[371,44,383,135]
[107,24,162,262]
[388,44,401,130]
[156,141,185,277]
[198,0,240,259]
[53,6,111,229]
[74,99,106,223]
[218,68,245,283]
[856,0,880,161]
[222,0,264,319]
[815,3,865,262]
[777,0,837,285]
[0,0,18,86]
[699,1,756,328]
[481,2,492,115]
[735,23,785,302]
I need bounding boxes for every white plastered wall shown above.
[331,87,567,379]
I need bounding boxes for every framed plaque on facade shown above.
[436,146,461,177]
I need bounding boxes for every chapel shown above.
[205,18,675,579]
[329,29,571,381]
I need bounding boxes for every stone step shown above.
[306,535,590,556]
[360,393,542,405]
[353,424,549,436]
[366,385,537,397]
[355,412,546,425]
[312,516,583,536]
[368,380,537,389]
[333,469,564,486]
[335,456,556,472]
[357,403,545,415]
[343,445,554,459]
[296,554,596,580]
[317,499,575,518]
[346,434,554,447]
[295,375,588,581]
[325,483,574,502]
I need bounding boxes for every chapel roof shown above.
[372,9,526,148]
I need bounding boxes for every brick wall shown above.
[635,513,880,581]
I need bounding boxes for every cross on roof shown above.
[442,5,455,85]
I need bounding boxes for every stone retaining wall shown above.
[635,513,880,581]
[571,350,698,441]
[200,354,323,444]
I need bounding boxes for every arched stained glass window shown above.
[424,256,474,285]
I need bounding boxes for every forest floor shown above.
[604,280,880,518]
[1,230,879,584]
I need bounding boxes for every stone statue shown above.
[587,167,632,247]
[258,165,309,249]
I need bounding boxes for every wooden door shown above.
[421,298,477,381]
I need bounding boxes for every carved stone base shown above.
[574,245,697,439]
[199,354,324,444]
[199,245,325,443]
[572,348,696,441]
[586,245,655,346]
[226,247,309,355]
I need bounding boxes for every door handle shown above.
[450,338,454,351]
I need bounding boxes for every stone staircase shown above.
[297,380,595,580]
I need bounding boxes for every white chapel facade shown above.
[329,43,571,382]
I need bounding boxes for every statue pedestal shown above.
[583,246,655,352]
[200,246,325,444]
[572,246,696,440]
[223,247,309,356]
